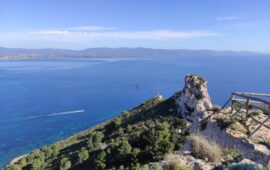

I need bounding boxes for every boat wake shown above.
[27,110,85,119]
[47,110,85,117]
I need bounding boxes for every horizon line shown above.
[0,46,269,55]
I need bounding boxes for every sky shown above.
[0,0,270,52]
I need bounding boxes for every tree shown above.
[142,121,173,161]
[126,125,132,133]
[78,148,89,163]
[131,148,141,163]
[60,157,71,170]
[18,157,27,167]
[87,138,94,150]
[30,157,44,170]
[117,127,124,136]
[112,118,121,129]
[117,140,132,155]
[94,151,106,170]
[41,146,53,157]
[92,131,104,148]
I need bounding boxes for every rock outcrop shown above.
[174,74,212,132]
[173,74,270,165]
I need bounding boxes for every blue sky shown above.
[0,0,270,52]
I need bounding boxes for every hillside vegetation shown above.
[6,96,188,170]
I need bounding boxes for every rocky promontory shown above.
[6,74,270,170]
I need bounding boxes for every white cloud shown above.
[216,17,240,21]
[68,25,116,31]
[0,28,220,47]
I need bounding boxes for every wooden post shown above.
[246,98,250,119]
[231,93,234,113]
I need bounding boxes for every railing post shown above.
[231,93,234,113]
[246,98,250,118]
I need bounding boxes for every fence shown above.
[200,92,270,138]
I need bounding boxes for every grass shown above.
[189,133,222,163]
[222,149,241,160]
[249,110,263,117]
[163,162,193,170]
[230,122,248,134]
[214,114,236,129]
[163,154,193,170]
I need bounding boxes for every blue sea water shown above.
[0,56,270,167]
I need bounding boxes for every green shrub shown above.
[121,111,131,118]
[18,157,27,166]
[59,157,71,170]
[92,131,104,146]
[126,124,132,133]
[41,146,53,157]
[163,162,192,170]
[94,151,106,170]
[30,157,44,170]
[51,145,60,157]
[228,163,264,170]
[250,110,263,116]
[78,148,89,163]
[189,133,222,163]
[149,163,163,170]
[112,118,122,129]
[214,114,236,129]
[230,122,247,134]
[87,138,94,150]
[222,149,241,159]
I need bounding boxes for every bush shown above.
[87,138,94,150]
[228,163,264,170]
[92,131,104,146]
[163,162,193,170]
[214,114,236,129]
[41,146,53,157]
[78,148,89,163]
[149,163,163,170]
[126,125,132,133]
[86,131,104,150]
[230,122,247,134]
[189,133,222,163]
[121,111,131,118]
[30,157,44,170]
[60,157,71,170]
[94,151,106,170]
[250,110,263,116]
[222,149,241,159]
[18,157,27,167]
[112,118,122,129]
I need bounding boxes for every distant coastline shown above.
[0,47,268,60]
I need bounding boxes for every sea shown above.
[0,56,270,167]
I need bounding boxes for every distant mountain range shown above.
[0,47,268,59]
